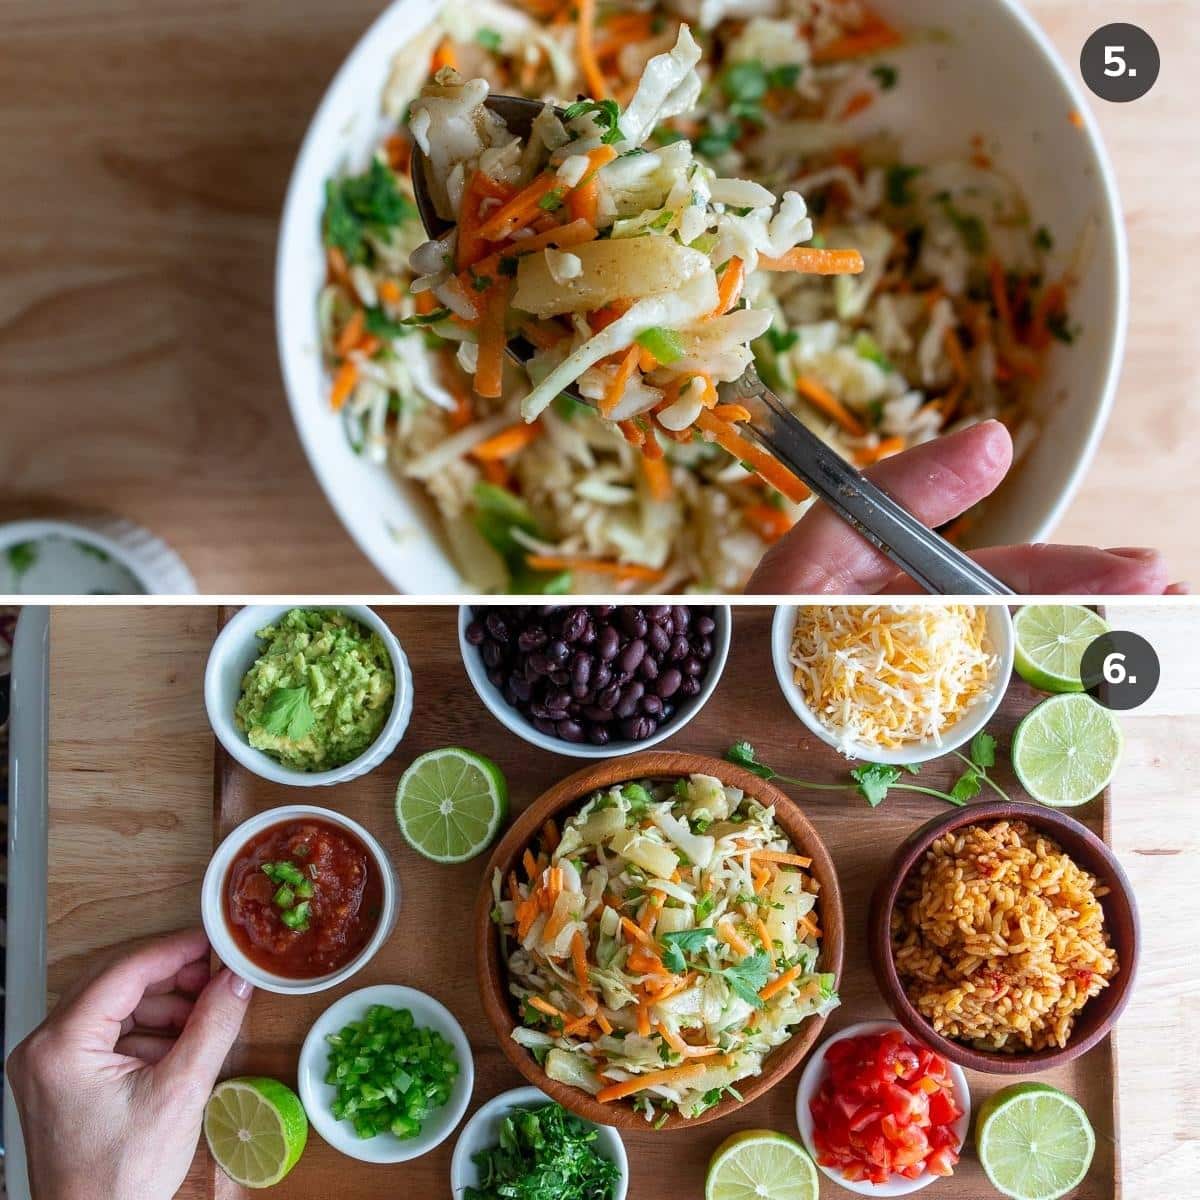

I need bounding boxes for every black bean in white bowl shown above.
[458,605,731,758]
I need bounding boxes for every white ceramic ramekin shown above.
[795,1020,971,1197]
[450,1086,628,1199]
[771,604,1014,765]
[202,804,400,996]
[204,604,413,786]
[298,984,474,1163]
[458,605,731,759]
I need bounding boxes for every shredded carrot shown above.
[523,849,539,879]
[812,18,902,63]
[1069,109,1085,130]
[711,403,752,424]
[567,173,599,225]
[601,345,640,417]
[637,346,658,373]
[751,863,773,893]
[754,917,776,968]
[384,133,410,173]
[839,89,875,121]
[450,388,473,435]
[798,912,822,941]
[635,1000,651,1037]
[856,435,905,466]
[589,300,632,332]
[743,503,792,544]
[795,375,866,437]
[529,995,564,1021]
[758,247,865,275]
[541,819,559,853]
[595,1010,613,1036]
[335,309,365,357]
[457,171,495,271]
[717,919,752,957]
[944,327,969,381]
[576,0,609,100]
[330,361,358,410]
[414,288,438,315]
[694,410,810,505]
[989,257,1013,332]
[430,36,458,73]
[520,320,568,351]
[750,850,813,868]
[524,554,666,584]
[656,1022,691,1057]
[471,421,543,461]
[357,334,381,358]
[596,1061,713,1104]
[544,907,571,943]
[562,1015,594,1038]
[378,279,403,306]
[507,871,522,905]
[476,172,564,242]
[628,946,666,975]
[639,891,665,934]
[326,245,350,286]
[474,282,509,398]
[516,898,538,940]
[760,964,803,1002]
[642,456,672,502]
[712,255,745,316]
[571,930,592,994]
[620,916,653,946]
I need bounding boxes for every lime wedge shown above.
[395,747,509,863]
[1013,605,1110,693]
[1011,693,1122,806]
[204,1077,307,1189]
[976,1082,1095,1200]
[706,1130,818,1200]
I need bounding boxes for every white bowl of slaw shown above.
[770,604,1014,766]
[275,0,1127,592]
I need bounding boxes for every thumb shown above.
[158,968,253,1092]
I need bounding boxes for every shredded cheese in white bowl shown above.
[769,604,1014,766]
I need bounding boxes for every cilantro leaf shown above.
[885,164,922,207]
[1034,225,1054,252]
[970,731,997,769]
[851,762,903,808]
[323,158,416,264]
[562,98,625,144]
[261,685,316,741]
[694,891,716,922]
[659,928,716,973]
[871,63,899,91]
[718,952,771,1008]
[726,740,776,780]
[765,326,798,353]
[475,27,502,52]
[6,541,37,579]
[948,768,981,804]
[938,195,988,254]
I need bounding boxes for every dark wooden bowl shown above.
[475,751,845,1130]
[868,800,1138,1074]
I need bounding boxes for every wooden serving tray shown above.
[210,606,1120,1199]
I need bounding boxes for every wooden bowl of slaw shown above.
[474,750,845,1130]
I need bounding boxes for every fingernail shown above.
[1106,547,1159,562]
[1167,581,1192,595]
[229,972,253,1000]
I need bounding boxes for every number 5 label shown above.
[1081,24,1159,102]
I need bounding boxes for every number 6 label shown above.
[1081,24,1159,102]
[1080,632,1160,711]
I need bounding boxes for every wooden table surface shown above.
[39,602,1200,1197]
[2,1,1198,592]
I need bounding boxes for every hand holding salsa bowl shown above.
[203,805,399,995]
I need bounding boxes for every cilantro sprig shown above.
[561,98,625,145]
[323,157,417,264]
[657,929,772,1008]
[726,737,1011,810]
[261,685,316,742]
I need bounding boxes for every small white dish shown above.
[450,1086,628,1200]
[795,1020,971,1197]
[458,605,731,759]
[202,804,400,995]
[204,604,413,786]
[298,984,474,1164]
[771,605,1014,766]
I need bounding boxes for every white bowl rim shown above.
[795,1018,972,1198]
[449,1085,629,1200]
[457,604,731,758]
[203,603,411,786]
[201,803,399,995]
[273,0,1129,593]
[297,983,475,1164]
[770,605,1015,765]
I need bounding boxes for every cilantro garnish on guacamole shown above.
[235,609,394,771]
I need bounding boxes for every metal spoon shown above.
[411,95,1012,595]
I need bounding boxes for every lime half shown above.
[395,747,509,863]
[1014,605,1110,693]
[1011,693,1122,807]
[976,1082,1096,1200]
[706,1130,819,1200]
[204,1077,308,1190]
